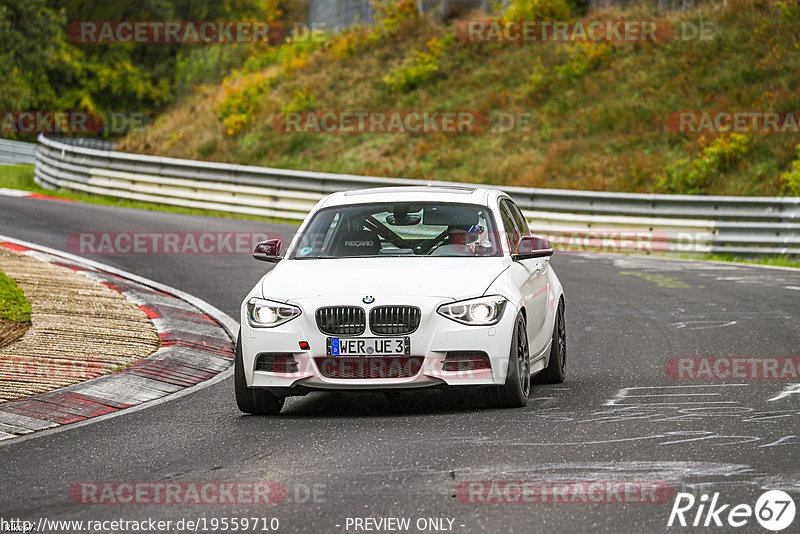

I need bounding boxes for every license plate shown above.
[327,337,410,357]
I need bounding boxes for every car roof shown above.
[318,185,504,209]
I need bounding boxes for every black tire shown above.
[537,299,566,384]
[496,313,531,408]
[234,331,285,415]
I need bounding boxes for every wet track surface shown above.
[1,196,799,532]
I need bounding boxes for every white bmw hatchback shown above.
[236,186,566,414]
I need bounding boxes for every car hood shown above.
[260,257,510,301]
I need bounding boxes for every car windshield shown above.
[289,202,501,259]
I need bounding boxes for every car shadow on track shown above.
[268,388,507,418]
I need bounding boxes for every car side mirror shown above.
[513,236,554,261]
[253,239,283,263]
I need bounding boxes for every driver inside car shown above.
[436,224,494,256]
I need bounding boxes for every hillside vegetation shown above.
[120,0,800,196]
[1,0,303,139]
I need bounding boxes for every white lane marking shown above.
[506,434,669,446]
[623,393,723,397]
[671,320,737,330]
[769,384,800,402]
[759,435,800,448]
[606,384,746,406]
[659,433,761,446]
[493,431,792,448]
[615,384,748,389]
[0,188,32,197]
[785,286,800,291]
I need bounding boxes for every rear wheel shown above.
[537,300,566,384]
[235,331,285,415]
[496,313,531,408]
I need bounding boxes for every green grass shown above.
[0,165,35,191]
[0,271,31,323]
[0,165,299,225]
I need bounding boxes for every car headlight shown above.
[437,296,508,326]
[246,297,301,328]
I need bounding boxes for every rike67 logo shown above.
[668,490,796,531]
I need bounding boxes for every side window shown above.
[499,202,521,253]
[506,200,530,236]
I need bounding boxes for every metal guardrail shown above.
[34,134,800,256]
[47,137,116,151]
[0,139,37,165]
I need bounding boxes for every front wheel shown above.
[496,312,531,408]
[234,331,285,415]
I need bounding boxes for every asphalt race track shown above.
[1,195,799,533]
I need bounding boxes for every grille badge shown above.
[363,296,375,304]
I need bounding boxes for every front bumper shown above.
[240,295,516,390]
